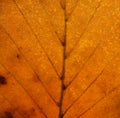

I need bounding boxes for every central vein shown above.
[59,0,67,118]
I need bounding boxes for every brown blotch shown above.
[16,54,20,59]
[31,108,35,112]
[62,84,66,90]
[0,75,7,85]
[62,40,65,46]
[5,112,13,118]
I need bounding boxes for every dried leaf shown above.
[0,0,120,118]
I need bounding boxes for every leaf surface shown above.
[0,0,120,118]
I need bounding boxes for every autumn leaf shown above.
[0,0,120,118]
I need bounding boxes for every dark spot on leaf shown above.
[16,54,20,59]
[65,17,68,22]
[0,75,7,85]
[31,108,35,112]
[62,41,65,46]
[5,112,13,118]
[62,84,66,90]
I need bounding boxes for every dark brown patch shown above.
[62,41,65,46]
[5,112,13,118]
[62,84,66,90]
[30,107,35,113]
[0,75,7,85]
[16,54,20,59]
[30,107,36,116]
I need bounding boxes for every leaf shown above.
[0,0,120,118]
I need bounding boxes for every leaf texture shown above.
[0,0,120,118]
